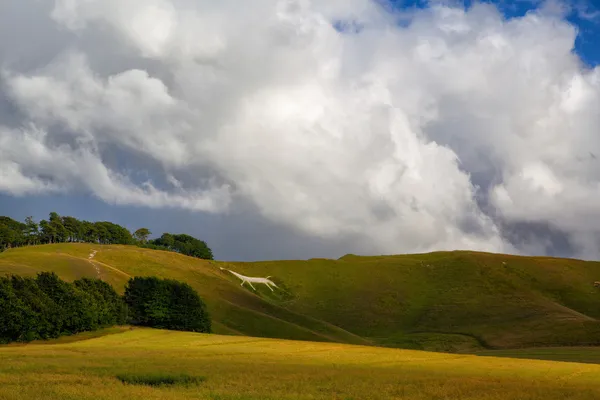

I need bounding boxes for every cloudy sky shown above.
[1,0,599,261]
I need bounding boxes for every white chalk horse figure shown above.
[220,267,278,292]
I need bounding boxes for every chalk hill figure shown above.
[220,267,278,292]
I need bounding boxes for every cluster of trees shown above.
[0,213,133,247]
[0,213,214,260]
[0,273,211,344]
[0,272,127,343]
[125,276,211,333]
[141,233,214,260]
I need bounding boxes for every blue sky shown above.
[392,0,600,66]
[1,0,600,261]
[499,0,600,67]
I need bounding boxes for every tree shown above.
[124,276,211,333]
[81,221,98,243]
[24,216,39,245]
[0,272,130,344]
[95,223,110,244]
[157,233,175,248]
[0,213,214,260]
[134,228,151,244]
[48,212,67,243]
[35,272,97,334]
[0,224,16,250]
[94,221,133,245]
[0,217,25,249]
[167,279,212,333]
[39,220,56,244]
[62,216,82,242]
[9,275,63,340]
[172,234,213,260]
[147,233,213,260]
[73,278,128,326]
[0,277,33,343]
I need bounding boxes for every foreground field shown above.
[1,243,600,351]
[1,328,600,400]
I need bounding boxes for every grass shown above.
[1,244,600,351]
[0,326,132,347]
[1,328,600,400]
[477,347,600,365]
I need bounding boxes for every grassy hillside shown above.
[1,244,600,351]
[1,327,600,400]
[478,347,600,365]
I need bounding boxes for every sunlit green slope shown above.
[1,244,599,350]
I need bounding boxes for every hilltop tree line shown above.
[0,213,213,260]
[0,272,211,344]
[141,233,213,260]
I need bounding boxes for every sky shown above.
[0,0,599,261]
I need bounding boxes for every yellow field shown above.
[1,328,599,400]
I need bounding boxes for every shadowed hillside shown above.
[1,244,599,351]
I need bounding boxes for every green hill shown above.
[1,243,599,351]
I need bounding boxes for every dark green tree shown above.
[81,221,98,243]
[134,228,151,243]
[124,276,211,333]
[157,233,175,248]
[0,217,25,249]
[62,216,82,242]
[9,275,63,340]
[0,272,131,344]
[73,278,128,326]
[24,216,39,245]
[147,233,213,260]
[0,213,212,260]
[39,220,56,244]
[0,224,17,250]
[35,272,97,334]
[0,277,34,343]
[48,212,68,243]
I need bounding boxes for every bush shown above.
[124,276,211,333]
[116,372,205,387]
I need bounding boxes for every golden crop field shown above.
[1,327,600,400]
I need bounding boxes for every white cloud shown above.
[1,0,600,257]
[0,160,60,196]
[0,124,230,212]
[574,1,600,21]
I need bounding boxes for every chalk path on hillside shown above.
[41,251,134,280]
[88,250,100,276]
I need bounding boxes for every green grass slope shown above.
[0,244,368,346]
[1,328,600,400]
[1,244,600,351]
[229,251,600,349]
[478,346,600,365]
